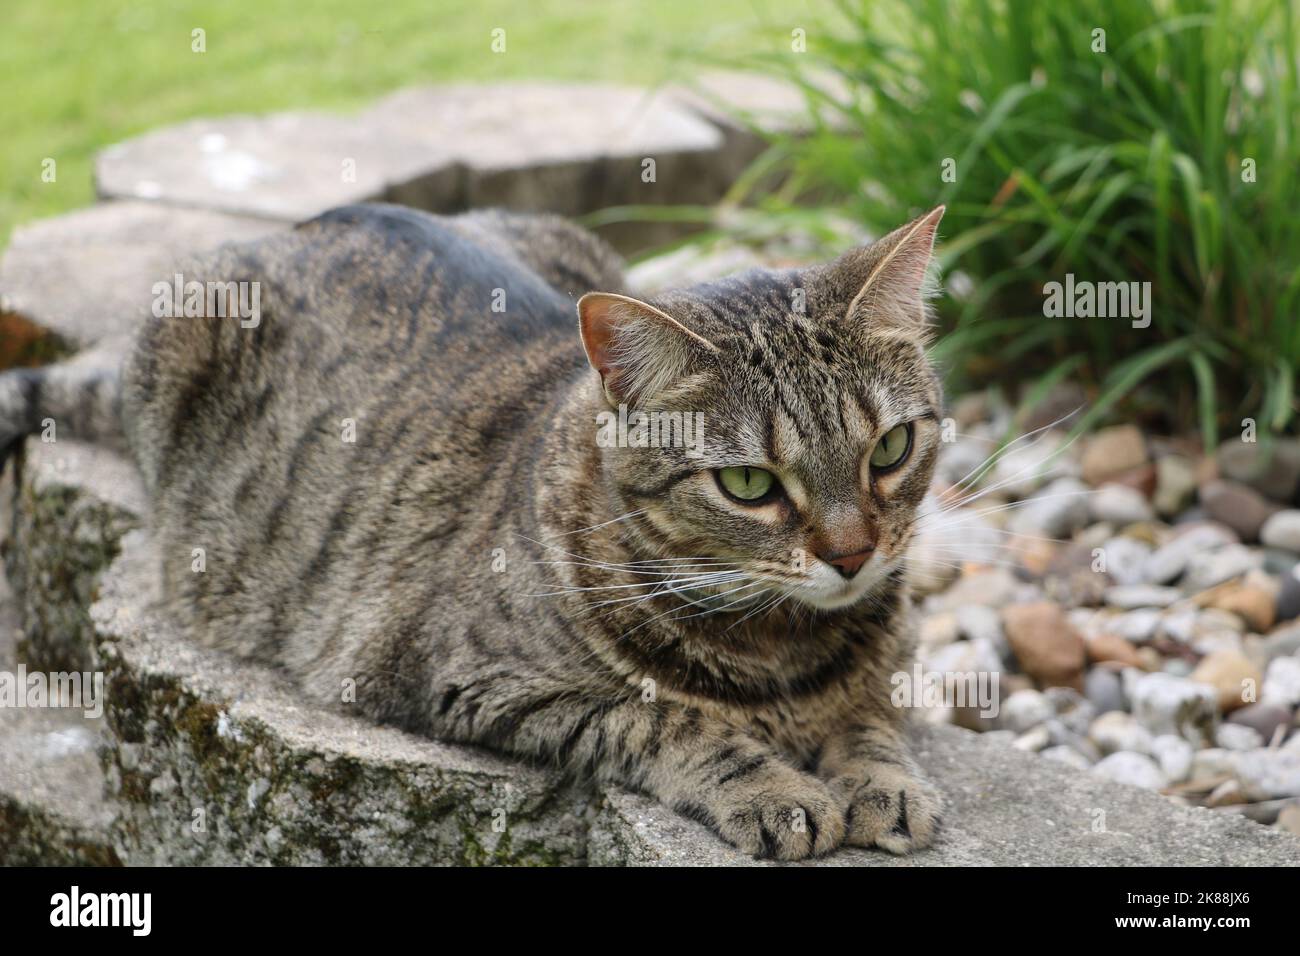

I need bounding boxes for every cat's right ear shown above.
[577,293,719,406]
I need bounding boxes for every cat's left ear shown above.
[837,205,944,336]
[577,292,720,406]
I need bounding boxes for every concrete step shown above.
[0,571,119,865]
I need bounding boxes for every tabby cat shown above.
[0,202,947,860]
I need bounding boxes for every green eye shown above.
[870,423,912,470]
[718,466,776,502]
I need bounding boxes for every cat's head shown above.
[578,207,945,613]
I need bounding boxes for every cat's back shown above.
[121,204,623,668]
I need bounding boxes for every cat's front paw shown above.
[832,764,943,855]
[707,765,846,861]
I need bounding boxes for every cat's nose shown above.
[820,545,875,579]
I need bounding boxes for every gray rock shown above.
[1129,672,1219,746]
[1234,749,1300,801]
[1276,566,1300,622]
[1150,735,1194,784]
[1089,711,1154,755]
[1000,689,1056,734]
[1084,667,1126,714]
[1110,608,1164,644]
[1261,622,1300,661]
[1091,752,1167,790]
[1158,608,1199,644]
[1090,485,1154,526]
[1098,536,1153,587]
[1044,686,1096,736]
[1104,585,1181,610]
[954,604,1008,660]
[1261,655,1300,709]
[1041,745,1093,771]
[1007,477,1092,539]
[1199,480,1280,542]
[1182,544,1264,593]
[1215,724,1265,751]
[1261,510,1300,553]
[1191,749,1241,785]
[1143,523,1238,585]
[1217,438,1300,504]
[1013,725,1053,752]
[1227,703,1293,743]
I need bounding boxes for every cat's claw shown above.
[712,767,847,861]
[833,765,943,855]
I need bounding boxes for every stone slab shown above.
[0,201,283,349]
[2,437,143,673]
[95,112,452,223]
[0,569,119,865]
[90,531,590,865]
[591,724,1300,866]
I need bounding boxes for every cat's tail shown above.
[0,347,126,457]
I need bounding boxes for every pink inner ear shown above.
[578,295,624,393]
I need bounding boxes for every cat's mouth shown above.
[784,551,897,611]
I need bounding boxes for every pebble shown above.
[1091,751,1167,790]
[1144,523,1238,585]
[1041,745,1093,771]
[1234,748,1300,800]
[1150,734,1194,783]
[1199,480,1279,542]
[1188,648,1262,713]
[1182,544,1264,593]
[1226,702,1293,743]
[1000,688,1056,734]
[1190,748,1240,785]
[1007,477,1092,539]
[1002,602,1087,689]
[1103,585,1180,609]
[1129,672,1219,746]
[1153,455,1197,517]
[1109,608,1163,644]
[1089,711,1154,755]
[1013,724,1051,752]
[1215,723,1265,751]
[1084,666,1126,714]
[1261,622,1300,661]
[1098,537,1153,587]
[1216,437,1300,503]
[1158,608,1198,644]
[1045,686,1095,736]
[954,604,1008,660]
[1276,566,1300,622]
[1086,632,1145,669]
[1261,510,1300,553]
[1261,655,1300,709]
[992,435,1070,497]
[1081,426,1148,486]
[1206,779,1248,807]
[1090,484,1155,526]
[1206,578,1277,634]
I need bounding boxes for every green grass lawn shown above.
[2,0,826,245]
